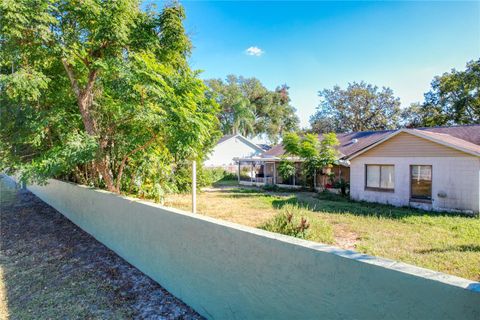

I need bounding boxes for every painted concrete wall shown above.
[350,156,480,213]
[204,137,262,167]
[27,179,480,319]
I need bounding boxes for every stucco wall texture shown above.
[27,179,480,319]
[350,156,480,213]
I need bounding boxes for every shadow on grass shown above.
[415,245,480,254]
[211,179,239,188]
[271,191,470,219]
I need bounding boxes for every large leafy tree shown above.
[206,75,299,143]
[0,1,220,196]
[310,82,402,133]
[403,59,480,127]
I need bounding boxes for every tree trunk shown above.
[62,60,117,192]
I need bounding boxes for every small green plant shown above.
[333,178,350,196]
[261,205,310,239]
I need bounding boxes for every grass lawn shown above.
[164,184,480,281]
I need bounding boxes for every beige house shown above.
[236,124,480,213]
[348,127,480,214]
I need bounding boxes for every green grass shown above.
[212,179,239,187]
[165,187,480,281]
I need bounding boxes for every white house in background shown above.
[204,134,266,168]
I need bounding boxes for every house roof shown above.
[217,134,236,144]
[262,130,394,158]
[215,134,265,153]
[257,144,272,151]
[347,126,480,160]
[262,124,480,159]
[411,129,480,155]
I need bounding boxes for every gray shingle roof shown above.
[262,125,480,159]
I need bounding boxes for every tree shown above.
[318,133,340,167]
[206,76,299,142]
[309,82,402,133]
[282,132,339,188]
[0,1,220,197]
[404,59,480,127]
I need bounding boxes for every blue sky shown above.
[152,1,479,128]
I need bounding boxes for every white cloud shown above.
[245,46,264,57]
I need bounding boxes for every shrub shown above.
[199,167,237,186]
[262,184,281,192]
[261,205,310,239]
[333,178,350,196]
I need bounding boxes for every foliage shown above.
[403,59,480,127]
[278,159,296,181]
[282,132,302,156]
[206,75,299,143]
[199,167,237,187]
[332,178,350,196]
[0,1,220,197]
[281,132,339,188]
[318,133,340,167]
[261,205,310,239]
[299,133,319,159]
[309,82,402,133]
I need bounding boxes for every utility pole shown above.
[192,160,197,214]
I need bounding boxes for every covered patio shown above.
[235,157,349,190]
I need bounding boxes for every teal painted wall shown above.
[28,179,480,319]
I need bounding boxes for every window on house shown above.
[365,165,395,191]
[411,165,432,201]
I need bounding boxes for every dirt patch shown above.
[0,176,203,319]
[332,224,360,250]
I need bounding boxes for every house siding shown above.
[361,132,470,157]
[205,137,262,167]
[350,135,480,213]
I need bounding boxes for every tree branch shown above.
[115,134,159,191]
[61,59,80,97]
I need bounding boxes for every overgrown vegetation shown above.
[0,1,220,201]
[402,59,480,127]
[261,205,311,239]
[282,132,340,188]
[199,168,237,187]
[206,75,299,143]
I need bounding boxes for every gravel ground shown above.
[0,176,204,320]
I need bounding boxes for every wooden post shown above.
[192,160,196,214]
[273,162,277,185]
[251,162,254,183]
[293,164,296,186]
[238,161,241,184]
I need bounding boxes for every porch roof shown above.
[234,157,350,167]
